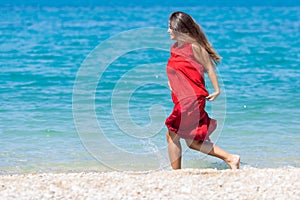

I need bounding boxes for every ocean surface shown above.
[1,4,300,173]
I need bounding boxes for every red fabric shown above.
[165,42,217,141]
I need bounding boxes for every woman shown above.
[165,11,240,170]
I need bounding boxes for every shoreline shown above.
[1,167,299,199]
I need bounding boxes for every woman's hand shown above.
[206,91,220,101]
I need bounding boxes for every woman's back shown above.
[167,42,208,103]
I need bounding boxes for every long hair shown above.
[169,11,222,66]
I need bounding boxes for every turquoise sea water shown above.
[1,5,300,173]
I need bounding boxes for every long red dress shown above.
[165,42,217,141]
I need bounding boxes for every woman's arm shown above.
[192,44,220,101]
[205,64,220,101]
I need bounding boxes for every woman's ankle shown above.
[225,154,240,169]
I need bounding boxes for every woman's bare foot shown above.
[226,154,240,169]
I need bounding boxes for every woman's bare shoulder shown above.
[191,43,204,53]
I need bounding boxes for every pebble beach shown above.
[1,168,299,199]
[1,2,300,200]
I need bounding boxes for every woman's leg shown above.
[166,130,182,170]
[185,139,240,169]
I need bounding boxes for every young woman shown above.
[165,11,240,170]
